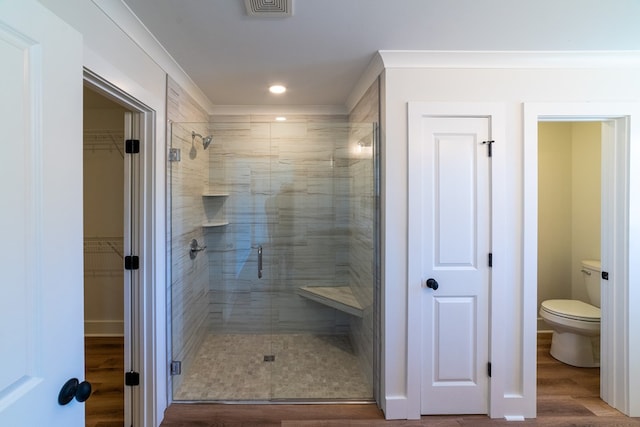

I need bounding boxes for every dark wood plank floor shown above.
[85,336,124,427]
[160,333,640,426]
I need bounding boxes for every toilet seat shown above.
[541,299,600,322]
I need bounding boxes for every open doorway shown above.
[536,121,603,411]
[83,68,162,426]
[523,102,638,417]
[83,85,128,426]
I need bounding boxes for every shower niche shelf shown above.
[202,190,229,228]
[202,220,229,228]
[296,285,363,318]
[202,191,229,197]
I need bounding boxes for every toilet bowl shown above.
[539,260,601,368]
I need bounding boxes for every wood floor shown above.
[83,334,640,426]
[85,336,124,427]
[160,333,640,426]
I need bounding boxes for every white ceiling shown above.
[122,0,640,109]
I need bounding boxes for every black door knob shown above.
[426,278,439,290]
[75,380,92,402]
[58,378,92,405]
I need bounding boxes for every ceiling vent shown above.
[244,0,292,17]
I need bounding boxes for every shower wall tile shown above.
[203,107,377,392]
[207,114,352,335]
[167,77,210,394]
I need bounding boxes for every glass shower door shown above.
[268,121,376,400]
[169,119,377,402]
[169,120,275,401]
[205,120,275,400]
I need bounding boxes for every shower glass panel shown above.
[169,119,377,402]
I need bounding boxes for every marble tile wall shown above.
[167,77,210,394]
[206,115,355,334]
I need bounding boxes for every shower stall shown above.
[168,117,379,401]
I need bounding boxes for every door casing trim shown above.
[83,68,162,427]
[523,102,640,417]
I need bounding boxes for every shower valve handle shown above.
[189,239,207,259]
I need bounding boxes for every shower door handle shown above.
[257,245,263,279]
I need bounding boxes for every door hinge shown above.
[125,371,140,386]
[168,147,181,162]
[124,255,139,270]
[125,139,140,154]
[170,361,182,376]
[488,253,493,268]
[488,362,492,378]
[602,271,609,280]
[482,140,494,157]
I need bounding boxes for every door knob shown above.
[58,378,92,405]
[426,278,439,290]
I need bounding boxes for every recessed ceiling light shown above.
[275,116,287,121]
[269,85,286,94]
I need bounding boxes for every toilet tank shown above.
[581,260,601,308]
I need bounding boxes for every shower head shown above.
[192,131,214,150]
[202,135,213,150]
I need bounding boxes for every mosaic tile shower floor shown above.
[173,334,373,401]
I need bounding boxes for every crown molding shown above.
[344,50,640,114]
[377,50,640,69]
[345,52,385,113]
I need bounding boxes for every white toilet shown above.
[539,260,601,367]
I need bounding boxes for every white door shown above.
[0,2,85,426]
[413,116,491,414]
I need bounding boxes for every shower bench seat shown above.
[296,286,363,318]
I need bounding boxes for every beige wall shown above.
[571,122,601,299]
[538,121,601,318]
[538,123,574,306]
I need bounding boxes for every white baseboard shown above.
[537,317,552,333]
[85,320,124,336]
[383,396,409,420]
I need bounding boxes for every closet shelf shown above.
[296,286,363,318]
[83,129,125,158]
[83,237,124,277]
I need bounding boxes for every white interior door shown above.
[414,115,491,414]
[0,2,85,425]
